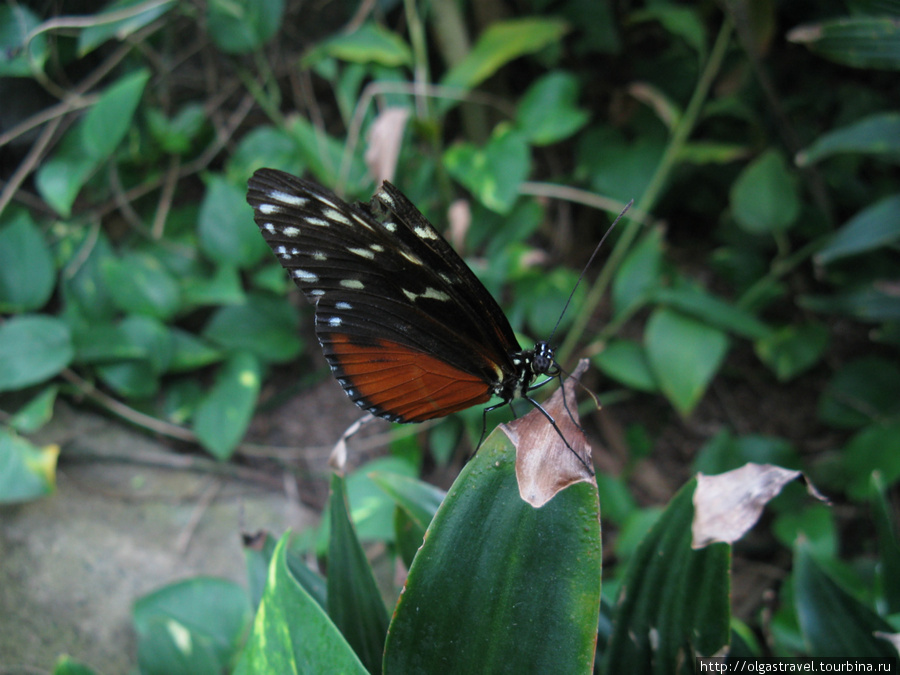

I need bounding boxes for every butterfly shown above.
[246,168,595,473]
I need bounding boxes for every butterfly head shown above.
[531,340,557,376]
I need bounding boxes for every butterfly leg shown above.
[522,395,594,475]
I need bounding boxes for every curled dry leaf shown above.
[692,463,828,549]
[502,359,596,508]
[365,107,411,185]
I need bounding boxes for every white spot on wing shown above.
[340,279,364,289]
[270,190,308,207]
[348,247,375,259]
[283,226,301,237]
[309,289,325,296]
[384,221,397,233]
[306,218,329,227]
[259,204,280,215]
[323,209,352,226]
[415,226,438,240]
[370,244,385,252]
[293,269,318,282]
[328,316,342,327]
[313,251,327,261]
[400,250,422,265]
[336,302,352,310]
[263,223,275,233]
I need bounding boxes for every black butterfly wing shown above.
[246,168,521,422]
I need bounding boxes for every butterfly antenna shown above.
[547,199,634,345]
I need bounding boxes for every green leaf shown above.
[192,351,261,459]
[0,430,58,503]
[327,473,390,674]
[146,103,207,154]
[228,126,304,181]
[612,227,664,317]
[797,112,900,165]
[9,386,58,434]
[82,68,150,159]
[631,4,707,58]
[654,285,772,339]
[730,149,801,234]
[442,17,569,90]
[580,127,665,204]
[53,655,99,675]
[788,17,900,71]
[202,294,302,363]
[35,69,149,217]
[515,71,590,145]
[0,5,48,76]
[817,356,900,428]
[383,427,601,673]
[0,315,73,392]
[234,534,369,674]
[693,431,801,475]
[199,175,269,267]
[134,577,252,675]
[602,479,731,671]
[169,328,223,372]
[60,230,118,320]
[78,0,176,56]
[103,251,182,320]
[815,193,900,264]
[592,339,659,393]
[95,316,173,398]
[645,308,730,416]
[0,210,56,312]
[801,285,900,322]
[840,422,900,501]
[180,264,245,308]
[313,22,412,67]
[755,322,830,381]
[870,473,900,614]
[773,504,837,558]
[444,124,530,213]
[206,0,284,54]
[793,542,896,657]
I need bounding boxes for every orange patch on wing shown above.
[326,334,492,422]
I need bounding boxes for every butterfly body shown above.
[246,169,568,449]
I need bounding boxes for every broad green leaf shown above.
[134,577,252,675]
[870,473,900,614]
[815,194,900,264]
[82,69,150,159]
[840,422,900,501]
[168,328,223,372]
[677,141,752,164]
[369,471,446,533]
[731,149,800,234]
[192,351,261,459]
[441,17,570,90]
[234,534,369,674]
[645,308,729,416]
[0,5,47,76]
[602,479,731,672]
[146,103,207,154]
[444,123,530,213]
[612,227,664,317]
[0,315,73,392]
[312,22,411,67]
[513,267,581,337]
[0,430,58,503]
[327,473,390,674]
[53,655,98,675]
[793,543,896,657]
[817,356,900,428]
[36,69,149,216]
[693,431,801,475]
[9,386,58,434]
[202,294,302,363]
[60,230,118,320]
[797,113,900,165]
[788,17,900,70]
[199,175,269,267]
[79,0,176,56]
[755,322,830,381]
[631,4,707,58]
[580,127,664,204]
[773,504,837,558]
[95,316,173,398]
[515,71,590,145]
[206,0,284,54]
[801,285,900,322]
[228,126,304,181]
[592,339,659,393]
[180,264,245,308]
[384,426,601,673]
[103,251,182,320]
[0,210,55,312]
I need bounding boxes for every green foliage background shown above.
[1,0,899,672]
